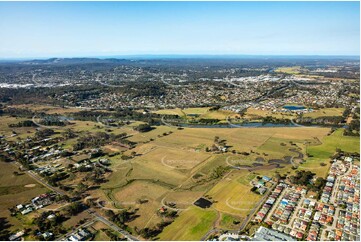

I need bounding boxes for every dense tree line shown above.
[72,132,129,151]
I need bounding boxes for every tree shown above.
[65,202,84,216]
[133,123,154,133]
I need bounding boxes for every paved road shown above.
[239,182,277,232]
[57,219,96,240]
[26,170,67,196]
[88,209,139,241]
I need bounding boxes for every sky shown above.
[0,1,359,58]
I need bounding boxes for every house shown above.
[68,235,80,241]
[16,204,23,210]
[21,207,33,215]
[259,187,267,195]
[9,231,24,241]
[42,232,53,240]
[262,176,272,182]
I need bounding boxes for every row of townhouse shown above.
[254,183,286,223]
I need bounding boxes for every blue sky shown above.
[0,1,359,58]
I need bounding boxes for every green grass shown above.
[307,129,359,159]
[301,128,360,177]
[93,230,111,241]
[159,206,217,240]
[219,213,241,230]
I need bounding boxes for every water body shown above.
[283,105,306,110]
[194,197,213,209]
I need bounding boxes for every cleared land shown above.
[303,108,344,118]
[159,206,217,241]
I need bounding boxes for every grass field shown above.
[158,206,217,240]
[0,162,48,231]
[303,108,344,118]
[102,125,331,228]
[307,129,359,159]
[219,213,242,230]
[199,110,237,120]
[112,180,169,203]
[93,230,111,241]
[275,66,302,74]
[301,129,360,177]
[0,116,36,141]
[152,108,185,117]
[245,108,296,120]
[206,170,262,217]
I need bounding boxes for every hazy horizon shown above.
[0,53,360,62]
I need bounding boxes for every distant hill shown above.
[21,57,131,65]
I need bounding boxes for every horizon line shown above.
[0,53,360,61]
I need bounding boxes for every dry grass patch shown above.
[0,162,48,230]
[303,108,344,118]
[112,181,169,203]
